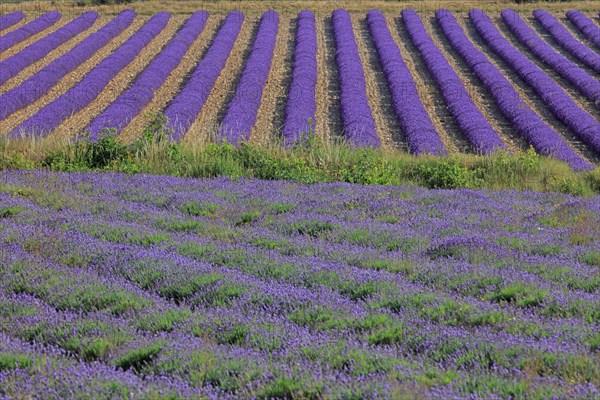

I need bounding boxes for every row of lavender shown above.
[0,170,599,398]
[1,9,600,167]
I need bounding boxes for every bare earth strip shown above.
[249,14,294,146]
[393,15,464,154]
[182,16,257,145]
[459,14,598,164]
[0,17,146,136]
[119,15,221,144]
[353,14,403,151]
[54,16,184,138]
[424,15,522,153]
[0,17,110,93]
[0,16,71,61]
[497,15,600,122]
[319,15,343,142]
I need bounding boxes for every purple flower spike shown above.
[401,9,502,155]
[282,10,317,146]
[331,9,379,148]
[534,9,600,74]
[86,11,208,139]
[0,10,135,121]
[10,12,171,139]
[0,11,24,31]
[0,10,61,52]
[436,9,592,170]
[0,11,98,86]
[219,10,279,146]
[566,10,600,50]
[164,10,244,142]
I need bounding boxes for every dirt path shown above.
[1,17,145,136]
[319,15,343,142]
[119,15,221,143]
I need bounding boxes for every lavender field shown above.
[0,170,598,398]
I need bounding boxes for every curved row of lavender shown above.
[282,10,317,146]
[566,10,600,50]
[0,10,135,121]
[367,10,446,155]
[9,12,171,139]
[0,11,97,86]
[0,10,24,31]
[218,10,278,145]
[470,10,600,157]
[0,10,60,52]
[165,11,244,142]
[401,10,504,155]
[1,170,599,398]
[502,9,600,107]
[534,10,600,74]
[331,9,379,147]
[436,10,591,170]
[86,11,208,140]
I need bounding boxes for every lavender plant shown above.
[0,11,24,31]
[0,10,60,52]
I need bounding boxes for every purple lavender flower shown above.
[566,10,600,50]
[0,11,24,31]
[0,10,61,52]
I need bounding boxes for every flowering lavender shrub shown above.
[219,10,279,145]
[502,9,600,107]
[566,10,600,50]
[0,170,599,398]
[471,9,600,157]
[165,11,244,142]
[368,10,446,155]
[86,11,208,140]
[0,11,60,52]
[10,12,170,139]
[0,10,135,121]
[401,10,502,155]
[436,9,592,171]
[282,10,317,146]
[534,9,600,74]
[0,11,98,86]
[332,9,379,147]
[0,11,24,31]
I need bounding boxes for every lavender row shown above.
[165,11,243,142]
[471,10,600,156]
[281,10,317,145]
[86,11,208,139]
[331,9,379,147]
[0,10,135,121]
[534,9,600,74]
[10,12,170,139]
[218,10,278,145]
[401,10,503,155]
[0,11,97,86]
[566,10,600,50]
[0,10,24,31]
[367,10,446,155]
[0,11,60,52]
[502,9,600,107]
[436,10,591,170]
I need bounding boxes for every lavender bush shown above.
[0,11,98,86]
[0,10,135,121]
[331,9,379,147]
[368,10,446,155]
[10,12,170,139]
[0,11,24,31]
[436,9,591,171]
[471,9,600,157]
[0,11,60,52]
[502,9,600,107]
[0,170,599,399]
[566,10,600,50]
[534,9,600,74]
[401,9,503,155]
[165,11,244,142]
[218,10,279,145]
[86,11,208,139]
[282,10,317,146]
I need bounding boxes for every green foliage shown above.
[114,342,163,372]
